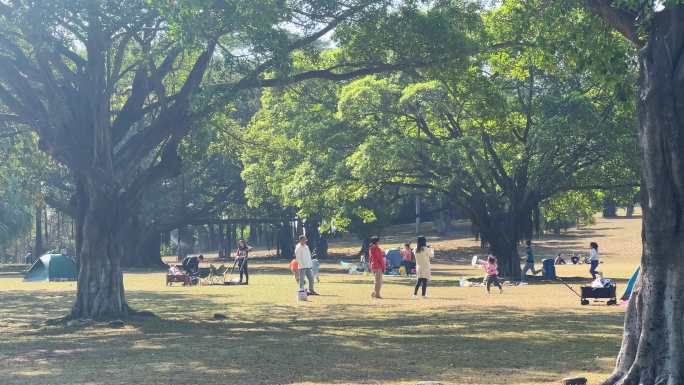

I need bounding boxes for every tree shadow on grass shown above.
[0,287,623,385]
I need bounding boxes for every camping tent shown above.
[620,266,640,302]
[24,254,77,282]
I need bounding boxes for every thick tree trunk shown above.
[34,204,43,258]
[209,224,216,250]
[602,197,617,218]
[317,234,329,258]
[227,224,234,255]
[121,230,163,268]
[118,215,163,268]
[248,223,257,245]
[473,208,525,279]
[625,204,635,217]
[602,8,684,385]
[304,220,320,256]
[435,210,451,235]
[70,180,129,320]
[486,231,521,279]
[176,225,194,260]
[43,206,49,250]
[277,222,294,259]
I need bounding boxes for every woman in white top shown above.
[412,236,434,299]
[589,242,600,279]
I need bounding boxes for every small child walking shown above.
[400,243,415,277]
[521,240,541,282]
[478,256,503,294]
[412,236,433,299]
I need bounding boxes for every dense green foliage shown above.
[240,1,639,274]
[0,0,639,268]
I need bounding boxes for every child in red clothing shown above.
[290,259,299,283]
[369,236,386,298]
[400,242,415,276]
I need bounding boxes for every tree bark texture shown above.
[277,222,294,259]
[603,197,618,218]
[120,218,163,268]
[602,7,684,385]
[34,204,43,258]
[469,202,532,278]
[70,179,128,320]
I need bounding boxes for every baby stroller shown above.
[206,264,228,285]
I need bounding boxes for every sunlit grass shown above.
[0,214,641,385]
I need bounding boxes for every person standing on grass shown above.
[369,236,385,299]
[521,240,541,282]
[412,236,433,299]
[236,239,252,285]
[589,242,600,279]
[295,235,318,295]
[477,256,503,294]
[400,242,415,276]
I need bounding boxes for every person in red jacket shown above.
[369,236,386,299]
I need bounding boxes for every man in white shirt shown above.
[294,235,318,295]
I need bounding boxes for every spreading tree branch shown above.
[585,0,643,47]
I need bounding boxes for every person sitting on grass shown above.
[400,242,415,277]
[521,240,541,282]
[181,254,204,276]
[477,256,503,294]
[555,253,567,265]
[412,236,433,299]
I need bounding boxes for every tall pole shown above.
[415,110,422,236]
[415,192,421,235]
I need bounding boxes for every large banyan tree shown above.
[577,1,684,384]
[0,0,487,320]
[334,18,636,277]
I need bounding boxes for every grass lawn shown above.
[0,214,641,385]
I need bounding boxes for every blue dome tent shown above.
[24,254,78,282]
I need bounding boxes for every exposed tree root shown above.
[46,305,158,327]
[45,315,71,326]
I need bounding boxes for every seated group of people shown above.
[553,253,582,265]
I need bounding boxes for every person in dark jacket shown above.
[182,255,204,276]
